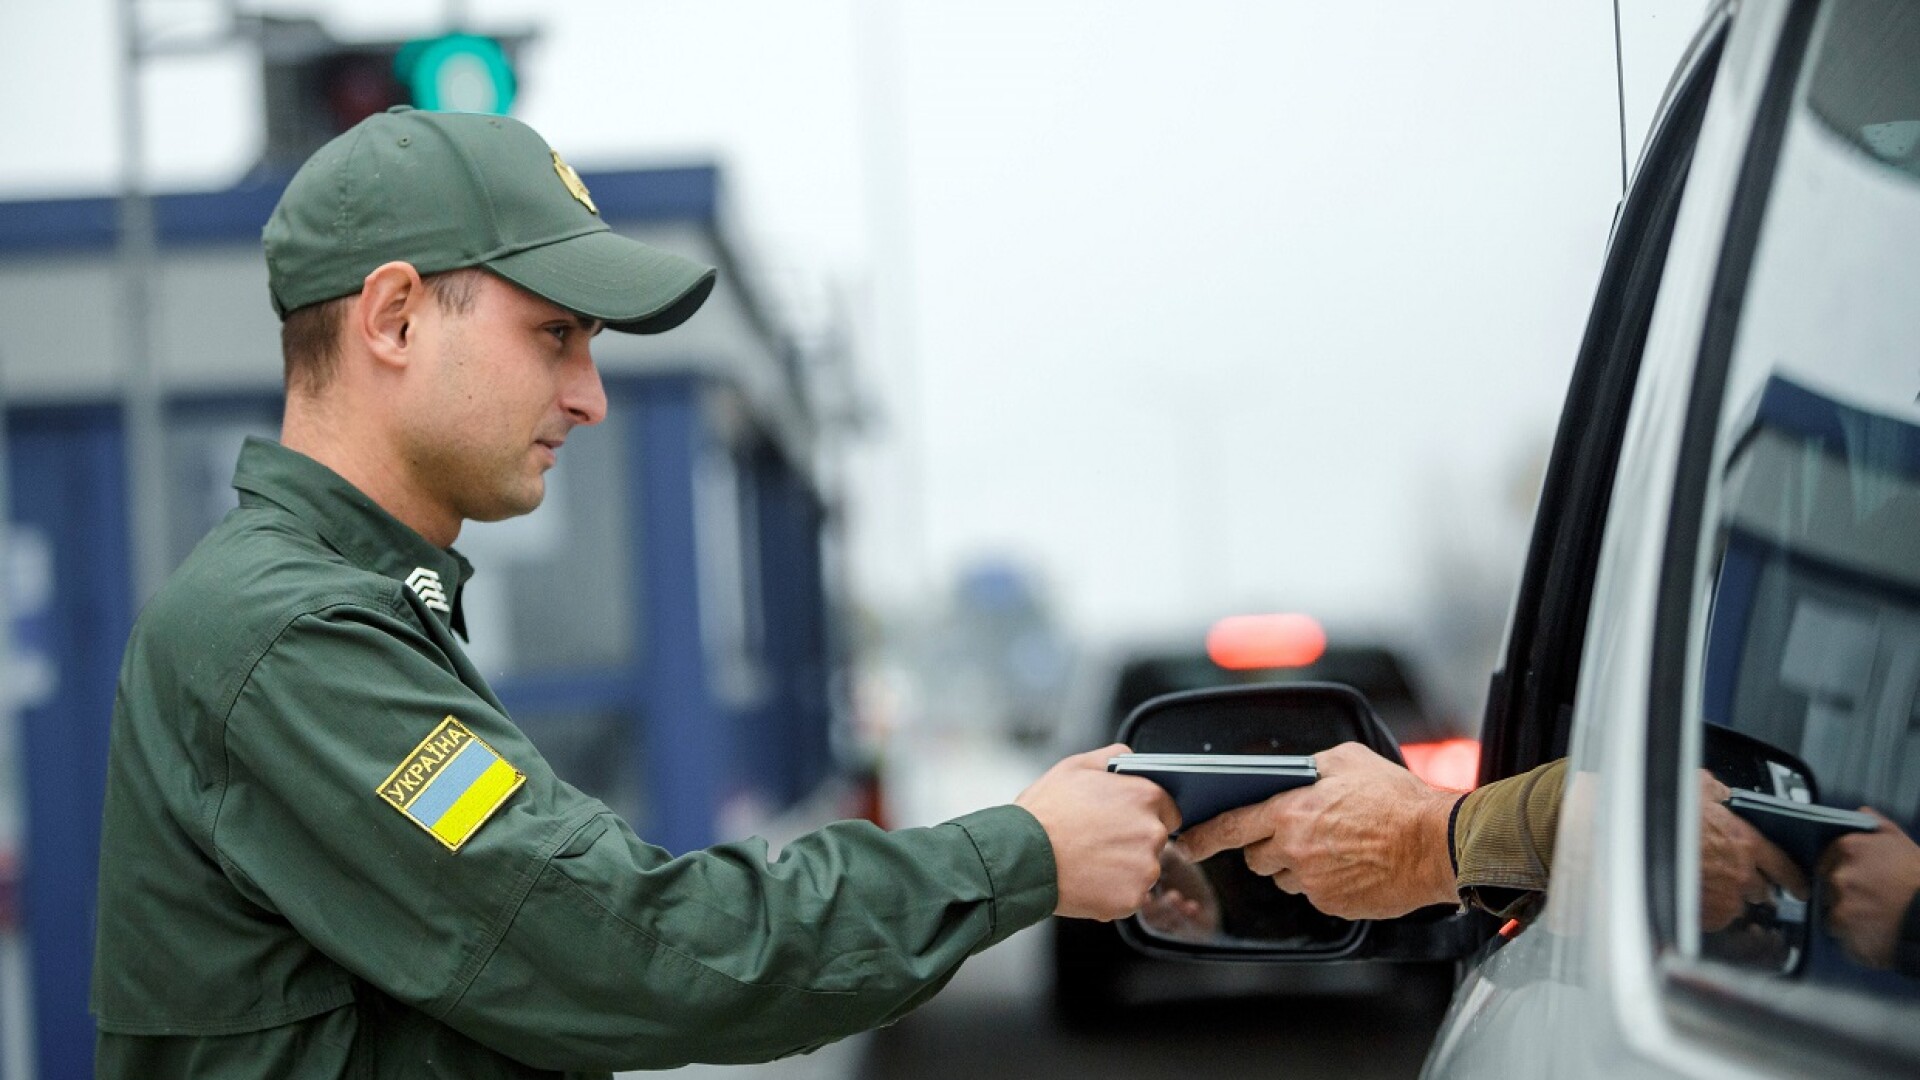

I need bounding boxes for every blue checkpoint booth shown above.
[0,164,847,1076]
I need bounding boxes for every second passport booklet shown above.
[1107,753,1318,828]
[1724,789,1877,869]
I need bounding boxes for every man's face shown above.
[403,272,607,529]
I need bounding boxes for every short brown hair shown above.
[279,268,487,396]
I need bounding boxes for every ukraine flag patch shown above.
[377,717,525,851]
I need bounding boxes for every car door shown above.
[1429,1,1920,1076]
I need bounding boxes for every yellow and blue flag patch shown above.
[377,717,524,851]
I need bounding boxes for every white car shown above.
[1129,1,1920,1075]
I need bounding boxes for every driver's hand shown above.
[1698,770,1806,933]
[1176,742,1459,920]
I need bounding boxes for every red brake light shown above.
[1206,614,1327,671]
[1400,738,1481,792]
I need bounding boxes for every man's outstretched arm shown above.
[216,607,1182,1073]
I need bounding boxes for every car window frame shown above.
[1648,0,1920,1072]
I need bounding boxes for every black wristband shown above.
[1446,791,1470,879]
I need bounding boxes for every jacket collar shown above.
[231,436,472,636]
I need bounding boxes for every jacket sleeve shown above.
[213,600,1058,1072]
[1449,758,1568,917]
[458,806,1054,1070]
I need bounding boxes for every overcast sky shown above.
[0,1,1703,641]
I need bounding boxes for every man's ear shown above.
[352,261,429,370]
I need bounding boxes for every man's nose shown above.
[561,345,608,426]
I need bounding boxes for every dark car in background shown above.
[1049,614,1473,1025]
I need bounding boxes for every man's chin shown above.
[467,484,546,524]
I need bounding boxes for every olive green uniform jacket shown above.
[92,439,1058,1079]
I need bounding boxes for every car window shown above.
[1664,0,1920,1038]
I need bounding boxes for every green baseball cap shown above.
[263,106,716,334]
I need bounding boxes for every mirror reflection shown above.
[1120,684,1391,953]
[1681,0,1920,1005]
[1138,845,1359,951]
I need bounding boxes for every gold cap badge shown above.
[552,151,598,216]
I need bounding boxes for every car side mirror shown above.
[1702,723,1822,803]
[1115,682,1492,962]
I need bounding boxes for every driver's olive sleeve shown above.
[1449,758,1567,916]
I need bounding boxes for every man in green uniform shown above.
[91,107,1179,1078]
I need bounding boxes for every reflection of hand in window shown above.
[1699,770,1808,932]
[1820,810,1920,973]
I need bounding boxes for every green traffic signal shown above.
[395,34,517,115]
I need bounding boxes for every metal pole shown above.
[117,0,172,604]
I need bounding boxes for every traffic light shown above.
[258,17,527,169]
[396,34,517,114]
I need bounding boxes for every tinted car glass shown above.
[1682,0,1920,996]
[1804,0,1920,181]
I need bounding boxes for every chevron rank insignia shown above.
[377,717,525,851]
[406,567,451,613]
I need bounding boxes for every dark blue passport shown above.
[1107,754,1318,828]
[1725,790,1877,869]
